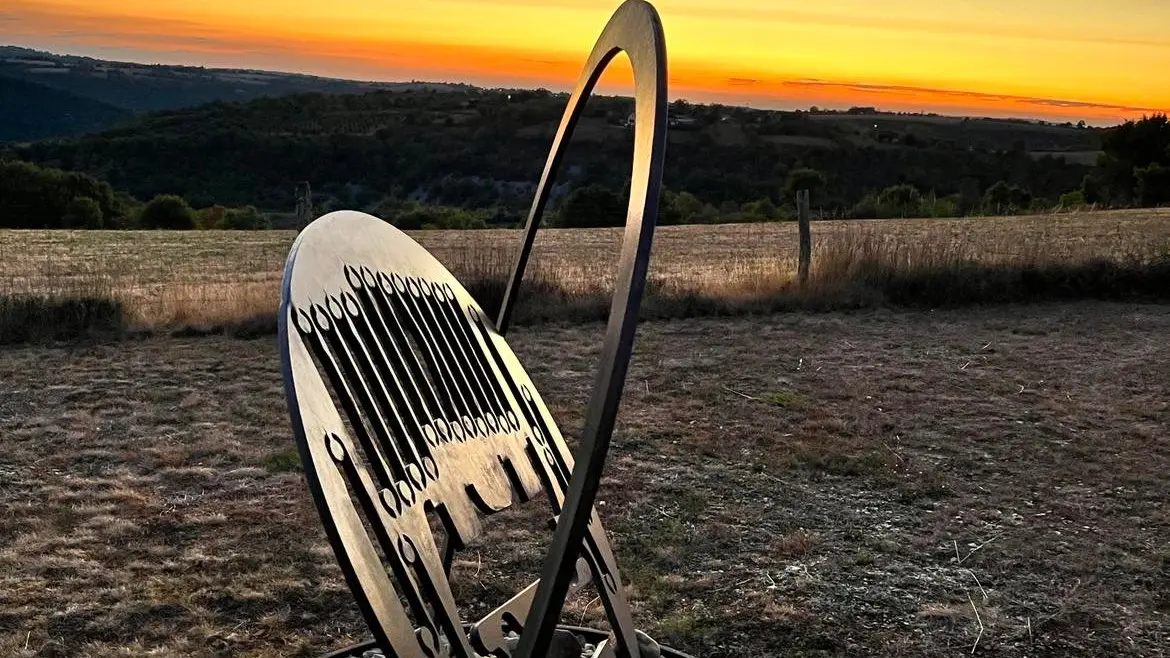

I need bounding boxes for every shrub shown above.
[140,194,195,230]
[378,200,489,230]
[877,184,921,217]
[0,161,129,228]
[850,194,880,219]
[849,186,955,219]
[983,181,1033,215]
[222,205,271,230]
[1012,187,1035,210]
[556,185,625,228]
[919,194,960,218]
[1136,163,1170,207]
[196,205,227,229]
[741,196,780,221]
[1081,173,1108,205]
[1057,190,1087,209]
[62,196,103,229]
[658,190,718,224]
[983,181,1012,213]
[782,168,827,205]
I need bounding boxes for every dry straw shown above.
[1,208,1168,337]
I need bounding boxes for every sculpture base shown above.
[319,625,696,658]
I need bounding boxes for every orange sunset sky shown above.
[2,0,1168,125]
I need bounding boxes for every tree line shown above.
[8,88,1100,220]
[3,83,1167,230]
[0,161,270,230]
[1082,113,1170,207]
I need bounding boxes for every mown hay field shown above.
[2,208,1169,329]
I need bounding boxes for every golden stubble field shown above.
[2,208,1169,328]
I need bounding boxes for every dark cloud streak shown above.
[782,79,1165,114]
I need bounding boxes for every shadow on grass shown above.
[0,296,125,345]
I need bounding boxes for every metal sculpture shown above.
[502,1,667,656]
[278,2,678,657]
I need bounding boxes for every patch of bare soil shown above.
[1,302,1167,657]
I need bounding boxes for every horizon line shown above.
[4,42,1165,129]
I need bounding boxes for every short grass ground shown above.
[2,302,1167,657]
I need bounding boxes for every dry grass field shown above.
[1,303,1168,657]
[2,208,1169,329]
[2,211,1169,657]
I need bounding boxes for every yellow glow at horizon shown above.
[8,0,1170,117]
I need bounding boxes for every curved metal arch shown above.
[497,0,667,336]
[506,2,669,658]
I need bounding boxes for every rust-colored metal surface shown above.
[278,2,674,657]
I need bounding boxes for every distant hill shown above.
[0,45,470,139]
[13,86,1100,217]
[0,76,132,141]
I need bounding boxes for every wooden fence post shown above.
[295,181,313,231]
[797,189,811,287]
